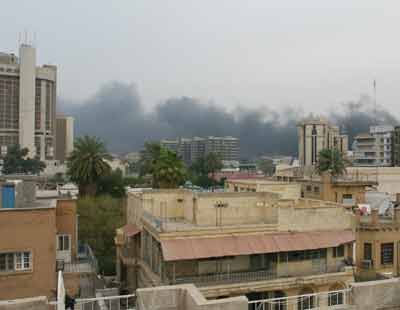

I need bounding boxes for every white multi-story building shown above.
[353,125,394,167]
[0,44,57,160]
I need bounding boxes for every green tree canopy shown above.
[67,136,112,196]
[139,143,186,188]
[189,152,223,189]
[77,195,124,275]
[2,145,46,175]
[316,148,348,176]
[97,169,126,198]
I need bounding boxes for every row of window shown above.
[0,252,31,273]
[364,242,394,265]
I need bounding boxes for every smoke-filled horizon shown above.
[59,81,399,159]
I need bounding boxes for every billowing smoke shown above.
[59,82,398,158]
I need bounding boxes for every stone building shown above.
[116,189,356,304]
[297,117,348,171]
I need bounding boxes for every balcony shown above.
[63,244,98,274]
[168,260,349,287]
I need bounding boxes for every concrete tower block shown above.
[18,44,36,158]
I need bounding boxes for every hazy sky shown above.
[2,0,400,114]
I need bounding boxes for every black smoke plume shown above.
[59,82,398,158]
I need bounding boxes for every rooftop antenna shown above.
[373,79,379,183]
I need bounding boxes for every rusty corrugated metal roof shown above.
[161,230,354,261]
[121,224,141,237]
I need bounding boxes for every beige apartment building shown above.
[116,189,356,305]
[0,179,97,300]
[355,208,400,281]
[297,117,348,172]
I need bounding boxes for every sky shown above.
[1,0,400,115]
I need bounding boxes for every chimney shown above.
[371,209,379,225]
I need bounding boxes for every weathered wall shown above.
[277,200,355,232]
[56,199,77,259]
[0,296,48,310]
[195,192,279,226]
[136,284,248,310]
[0,208,56,300]
[351,278,400,310]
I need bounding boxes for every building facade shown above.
[160,136,240,165]
[297,117,348,170]
[392,126,400,166]
[0,44,57,161]
[0,179,97,300]
[116,190,356,303]
[353,125,394,167]
[55,115,74,163]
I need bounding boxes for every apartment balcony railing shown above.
[169,260,349,287]
[63,244,98,274]
[249,289,351,310]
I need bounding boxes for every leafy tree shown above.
[257,158,275,176]
[77,195,124,275]
[316,148,348,176]
[97,169,126,198]
[139,143,186,188]
[153,147,187,188]
[67,136,112,196]
[189,152,223,189]
[204,152,223,181]
[2,145,46,175]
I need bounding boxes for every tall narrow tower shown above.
[18,44,36,157]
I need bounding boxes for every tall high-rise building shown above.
[160,136,240,165]
[297,117,348,169]
[0,44,57,160]
[55,115,74,163]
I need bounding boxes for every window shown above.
[314,186,319,193]
[333,245,344,258]
[0,252,31,272]
[57,235,70,251]
[306,185,312,192]
[328,291,344,306]
[364,243,372,261]
[381,243,394,265]
[342,194,353,199]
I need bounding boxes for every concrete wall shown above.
[277,199,355,232]
[351,278,400,310]
[0,297,48,310]
[0,208,56,300]
[136,284,248,310]
[226,180,301,200]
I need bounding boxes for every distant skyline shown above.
[2,1,400,115]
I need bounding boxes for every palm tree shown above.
[204,152,223,190]
[316,148,347,176]
[67,136,112,196]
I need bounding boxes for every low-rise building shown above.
[116,189,356,302]
[355,208,400,281]
[0,178,97,300]
[300,172,377,207]
[225,178,301,200]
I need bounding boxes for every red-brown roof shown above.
[121,224,141,237]
[161,230,354,261]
